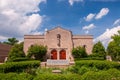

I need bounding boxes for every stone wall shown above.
[45,27,73,60]
[24,35,44,55]
[72,35,93,55]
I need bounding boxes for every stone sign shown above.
[47,60,69,65]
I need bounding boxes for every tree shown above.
[72,46,87,58]
[8,42,25,61]
[27,44,47,61]
[92,41,106,56]
[3,37,18,45]
[107,31,120,61]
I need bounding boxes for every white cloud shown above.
[0,0,46,41]
[95,8,109,19]
[82,23,95,34]
[113,18,120,26]
[0,36,8,42]
[83,23,95,30]
[85,13,96,21]
[68,0,84,6]
[94,26,120,47]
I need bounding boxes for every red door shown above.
[60,50,66,59]
[51,49,57,59]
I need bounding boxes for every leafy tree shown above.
[3,37,18,45]
[107,31,120,61]
[27,44,47,61]
[72,46,87,58]
[8,42,25,61]
[92,41,106,57]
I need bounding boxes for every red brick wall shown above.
[0,43,11,63]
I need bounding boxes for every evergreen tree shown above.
[107,31,120,61]
[3,37,18,45]
[8,42,25,61]
[92,41,106,56]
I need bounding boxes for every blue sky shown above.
[39,0,119,35]
[0,0,120,46]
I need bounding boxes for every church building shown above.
[24,27,93,65]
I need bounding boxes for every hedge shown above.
[81,69,120,80]
[0,60,40,73]
[34,73,80,80]
[75,57,105,61]
[7,57,31,62]
[75,60,120,70]
[0,73,33,80]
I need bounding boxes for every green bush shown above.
[27,44,47,61]
[70,65,99,75]
[34,73,80,80]
[7,57,31,62]
[75,60,120,70]
[81,69,120,80]
[8,42,25,61]
[0,73,33,80]
[88,53,105,59]
[107,68,120,78]
[77,66,90,75]
[72,46,87,58]
[75,57,104,61]
[0,60,40,73]
[0,73,18,80]
[81,71,112,80]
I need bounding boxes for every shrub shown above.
[0,73,18,80]
[7,57,31,62]
[88,53,105,60]
[0,73,33,80]
[70,65,99,75]
[35,68,52,75]
[34,73,80,80]
[81,71,112,80]
[71,60,120,74]
[75,60,120,70]
[92,41,106,56]
[27,44,47,61]
[107,68,120,78]
[75,57,104,61]
[81,69,120,80]
[8,42,25,61]
[0,60,40,73]
[77,66,90,75]
[72,46,87,58]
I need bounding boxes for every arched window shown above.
[59,49,66,59]
[51,49,57,59]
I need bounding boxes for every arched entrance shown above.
[51,49,57,59]
[60,50,66,59]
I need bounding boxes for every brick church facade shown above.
[24,27,93,62]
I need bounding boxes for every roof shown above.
[0,43,11,63]
[47,26,72,33]
[24,35,44,39]
[73,35,93,39]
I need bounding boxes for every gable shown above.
[47,27,72,34]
